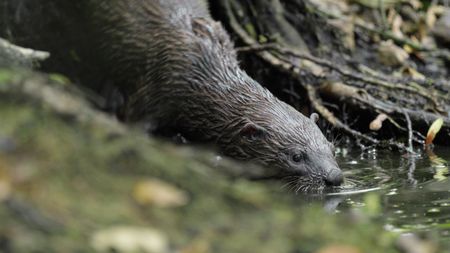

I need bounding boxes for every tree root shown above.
[221,0,450,152]
[0,37,49,67]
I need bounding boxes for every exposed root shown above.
[0,37,49,67]
[222,0,450,152]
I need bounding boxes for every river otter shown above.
[2,0,343,188]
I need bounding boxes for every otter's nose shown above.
[325,169,344,186]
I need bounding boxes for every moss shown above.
[48,73,71,85]
[0,70,439,253]
[0,69,15,84]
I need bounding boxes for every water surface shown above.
[309,147,450,247]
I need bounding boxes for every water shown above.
[318,147,450,246]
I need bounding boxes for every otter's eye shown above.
[292,153,304,163]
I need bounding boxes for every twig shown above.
[0,37,50,62]
[223,0,429,152]
[403,110,414,153]
[312,4,450,61]
[312,6,431,51]
[406,157,418,186]
[242,43,450,125]
[236,43,278,52]
[245,43,443,111]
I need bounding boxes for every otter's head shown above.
[221,96,343,189]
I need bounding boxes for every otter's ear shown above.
[192,18,233,50]
[240,122,266,141]
[310,113,319,123]
[192,18,215,38]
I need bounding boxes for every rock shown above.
[378,40,409,66]
[91,226,170,253]
[432,8,450,43]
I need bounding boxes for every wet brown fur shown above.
[3,0,343,188]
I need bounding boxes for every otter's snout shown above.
[325,169,344,186]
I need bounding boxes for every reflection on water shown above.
[306,147,450,246]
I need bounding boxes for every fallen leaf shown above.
[391,13,404,38]
[309,0,349,17]
[402,67,426,80]
[408,0,422,10]
[426,6,438,28]
[352,0,401,9]
[369,113,388,131]
[378,40,409,66]
[133,179,189,208]
[328,17,355,50]
[425,118,444,145]
[432,8,450,43]
[91,226,170,253]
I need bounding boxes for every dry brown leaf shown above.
[132,178,189,208]
[369,113,388,131]
[432,8,450,43]
[378,40,409,66]
[427,7,438,28]
[328,17,355,50]
[309,0,350,16]
[401,66,426,80]
[408,0,422,10]
[387,8,397,25]
[420,36,437,50]
[352,0,401,9]
[91,226,170,253]
[426,118,444,146]
[391,14,404,38]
